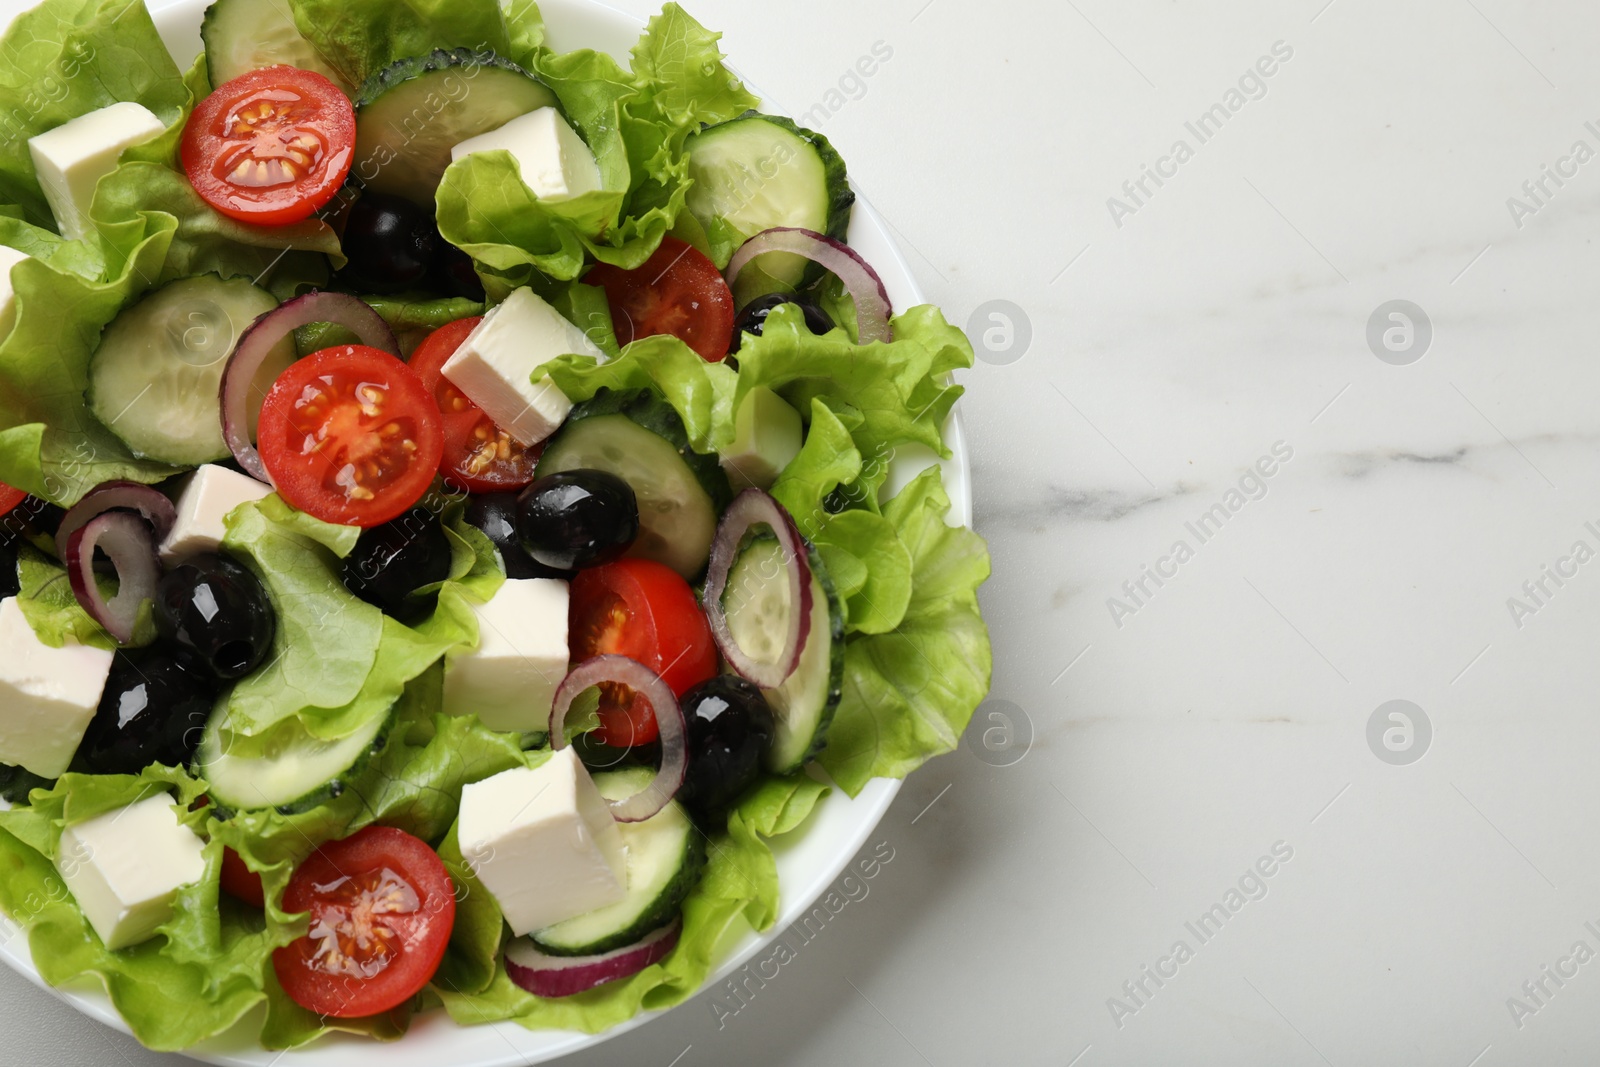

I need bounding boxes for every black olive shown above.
[729,294,834,354]
[570,733,659,773]
[516,470,639,572]
[0,763,54,805]
[0,543,17,599]
[341,507,453,620]
[80,649,218,776]
[430,241,487,301]
[0,495,67,599]
[677,675,775,823]
[464,493,572,580]
[154,553,276,681]
[337,193,438,294]
[1,496,60,543]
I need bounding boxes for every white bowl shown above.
[0,1,973,1062]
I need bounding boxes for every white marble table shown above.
[10,0,1600,1063]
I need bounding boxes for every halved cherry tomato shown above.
[220,847,266,909]
[0,482,26,518]
[585,237,735,362]
[272,826,455,1018]
[257,345,443,527]
[408,317,542,493]
[181,66,354,226]
[570,558,718,747]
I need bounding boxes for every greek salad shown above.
[0,0,992,1052]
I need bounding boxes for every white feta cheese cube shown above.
[0,244,30,337]
[159,463,273,564]
[444,578,570,732]
[441,287,605,446]
[28,102,166,241]
[0,598,114,778]
[450,107,603,203]
[56,793,206,950]
[719,386,804,490]
[458,750,627,936]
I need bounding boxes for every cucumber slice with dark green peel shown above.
[530,768,704,956]
[723,535,844,774]
[87,275,294,467]
[685,113,855,284]
[536,390,731,579]
[354,49,559,202]
[200,0,352,93]
[198,707,392,816]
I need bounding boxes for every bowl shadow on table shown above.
[555,762,1002,1066]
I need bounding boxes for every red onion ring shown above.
[219,291,400,482]
[726,227,893,344]
[549,655,686,823]
[504,920,681,998]
[66,511,160,645]
[702,488,813,690]
[54,481,177,561]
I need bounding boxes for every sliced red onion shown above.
[549,655,686,823]
[702,488,813,690]
[726,227,893,344]
[504,920,681,998]
[66,512,160,645]
[55,481,177,561]
[220,291,400,482]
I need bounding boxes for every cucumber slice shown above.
[87,275,294,467]
[536,390,731,579]
[200,0,352,93]
[685,114,855,283]
[531,768,704,956]
[354,49,559,202]
[724,536,845,774]
[198,707,391,815]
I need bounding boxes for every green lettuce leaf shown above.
[213,669,533,1050]
[0,0,188,230]
[628,4,759,130]
[0,674,538,1052]
[539,332,736,454]
[0,765,277,1052]
[0,223,180,503]
[217,493,502,742]
[733,303,968,468]
[0,46,338,505]
[435,773,827,1033]
[818,466,992,794]
[14,544,115,650]
[501,0,547,68]
[812,510,912,636]
[284,0,512,90]
[89,53,343,295]
[769,397,861,538]
[434,820,507,996]
[295,293,487,355]
[437,3,754,288]
[219,496,382,740]
[0,212,102,279]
